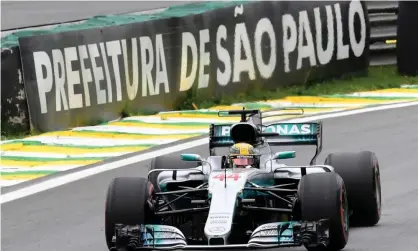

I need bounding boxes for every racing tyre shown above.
[105,177,154,249]
[148,155,200,192]
[298,173,349,251]
[324,151,381,226]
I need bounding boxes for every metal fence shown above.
[367,1,398,66]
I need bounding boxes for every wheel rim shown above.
[374,165,382,216]
[340,186,349,240]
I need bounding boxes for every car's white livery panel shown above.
[204,168,259,242]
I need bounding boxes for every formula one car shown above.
[105,108,382,251]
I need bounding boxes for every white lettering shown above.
[296,10,317,70]
[78,45,92,107]
[216,25,231,86]
[88,44,106,105]
[301,124,311,134]
[289,125,301,134]
[314,6,334,65]
[51,49,69,112]
[64,47,83,109]
[254,18,276,79]
[233,23,255,83]
[282,14,297,73]
[334,3,349,60]
[106,40,123,101]
[122,38,139,101]
[277,125,288,135]
[198,29,210,89]
[349,0,366,57]
[33,51,53,114]
[221,126,231,136]
[140,36,155,97]
[99,42,112,102]
[155,34,170,95]
[268,124,312,134]
[179,32,198,91]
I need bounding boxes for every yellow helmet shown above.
[229,143,260,168]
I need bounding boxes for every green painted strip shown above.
[62,130,204,137]
[117,120,212,126]
[322,95,415,100]
[1,170,57,176]
[158,110,220,115]
[0,156,105,162]
[241,103,274,109]
[74,129,204,135]
[241,103,350,109]
[1,140,156,148]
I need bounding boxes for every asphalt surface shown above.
[2,105,418,251]
[1,1,189,30]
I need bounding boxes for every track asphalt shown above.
[2,104,418,251]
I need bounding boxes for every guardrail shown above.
[367,1,398,66]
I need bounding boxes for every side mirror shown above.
[273,151,296,160]
[180,153,203,162]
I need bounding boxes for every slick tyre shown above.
[148,155,200,192]
[298,173,349,251]
[324,151,381,226]
[105,177,154,249]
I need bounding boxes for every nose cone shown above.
[204,169,251,243]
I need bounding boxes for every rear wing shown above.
[209,121,323,165]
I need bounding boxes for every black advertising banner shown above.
[18,0,370,132]
[1,47,30,135]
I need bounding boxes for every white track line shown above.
[1,101,418,204]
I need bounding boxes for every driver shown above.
[228,143,261,169]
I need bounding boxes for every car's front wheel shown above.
[298,172,349,251]
[105,177,155,249]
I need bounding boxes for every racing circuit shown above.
[2,102,418,251]
[2,2,418,251]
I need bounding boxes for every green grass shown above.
[2,65,417,141]
[178,66,418,110]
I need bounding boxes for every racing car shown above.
[105,108,382,251]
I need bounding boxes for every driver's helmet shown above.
[228,143,261,168]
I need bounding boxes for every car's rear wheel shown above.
[324,151,381,226]
[148,155,200,192]
[105,177,154,249]
[298,172,349,251]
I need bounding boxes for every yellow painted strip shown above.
[363,88,418,93]
[274,96,394,104]
[34,131,200,139]
[208,105,245,110]
[1,174,47,180]
[1,144,150,153]
[107,121,208,130]
[160,113,242,120]
[0,159,100,167]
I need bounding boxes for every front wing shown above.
[109,220,330,250]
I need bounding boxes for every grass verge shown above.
[2,65,417,141]
[179,66,418,110]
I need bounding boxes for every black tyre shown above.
[324,151,381,226]
[105,177,154,249]
[298,173,349,251]
[148,155,200,192]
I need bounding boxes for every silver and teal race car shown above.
[105,109,382,251]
